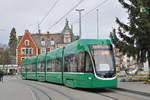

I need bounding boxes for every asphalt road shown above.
[0,76,150,100]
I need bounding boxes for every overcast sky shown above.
[0,0,128,45]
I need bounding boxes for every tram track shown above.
[105,88,150,100]
[21,81,53,100]
[19,80,150,100]
[97,93,119,100]
[23,80,119,100]
[77,88,149,100]
[30,88,41,100]
[35,84,118,100]
[77,88,119,100]
[110,88,150,97]
[22,80,75,100]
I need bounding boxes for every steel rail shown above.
[25,80,75,100]
[21,81,54,100]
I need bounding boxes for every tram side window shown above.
[47,60,52,72]
[70,55,77,72]
[27,64,32,72]
[47,58,62,72]
[64,56,71,72]
[41,62,45,72]
[26,64,29,72]
[64,52,85,72]
[31,63,36,72]
[38,62,41,72]
[51,60,55,72]
[55,58,61,72]
[38,62,45,72]
[77,52,85,72]
[21,65,26,72]
[85,53,93,73]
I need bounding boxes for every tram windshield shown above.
[89,45,115,77]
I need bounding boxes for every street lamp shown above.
[76,9,84,39]
[96,9,99,39]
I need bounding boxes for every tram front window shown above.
[90,45,115,78]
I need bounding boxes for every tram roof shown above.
[37,52,47,62]
[64,39,111,56]
[46,47,64,60]
[22,58,28,65]
[22,56,38,65]
[28,56,38,64]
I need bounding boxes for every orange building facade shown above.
[16,30,37,65]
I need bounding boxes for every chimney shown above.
[25,29,29,33]
[47,31,50,38]
[38,29,41,34]
[66,18,69,25]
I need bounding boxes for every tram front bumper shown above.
[92,77,117,88]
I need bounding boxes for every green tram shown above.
[21,39,117,88]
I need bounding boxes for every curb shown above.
[110,88,150,97]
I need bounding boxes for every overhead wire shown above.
[39,0,60,26]
[73,0,110,24]
[48,0,84,30]
[82,0,110,18]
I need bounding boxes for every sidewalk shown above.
[116,78,150,96]
[0,76,33,100]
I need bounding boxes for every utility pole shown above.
[97,9,99,39]
[38,23,41,34]
[76,9,84,39]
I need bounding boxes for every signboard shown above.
[101,51,110,55]
[91,45,110,49]
[97,64,110,71]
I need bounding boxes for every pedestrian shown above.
[0,71,3,82]
[0,72,1,81]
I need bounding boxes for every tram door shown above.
[75,52,94,88]
[83,52,94,87]
[63,52,94,88]
[21,64,27,79]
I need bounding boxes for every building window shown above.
[50,39,55,45]
[29,48,32,55]
[51,47,55,50]
[26,48,29,54]
[65,37,70,43]
[21,48,26,55]
[41,48,46,54]
[25,40,29,46]
[41,38,45,46]
[21,48,33,55]
[65,31,70,34]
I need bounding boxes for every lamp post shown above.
[76,9,84,39]
[96,9,99,39]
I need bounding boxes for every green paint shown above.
[46,72,63,84]
[26,72,36,80]
[47,47,64,60]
